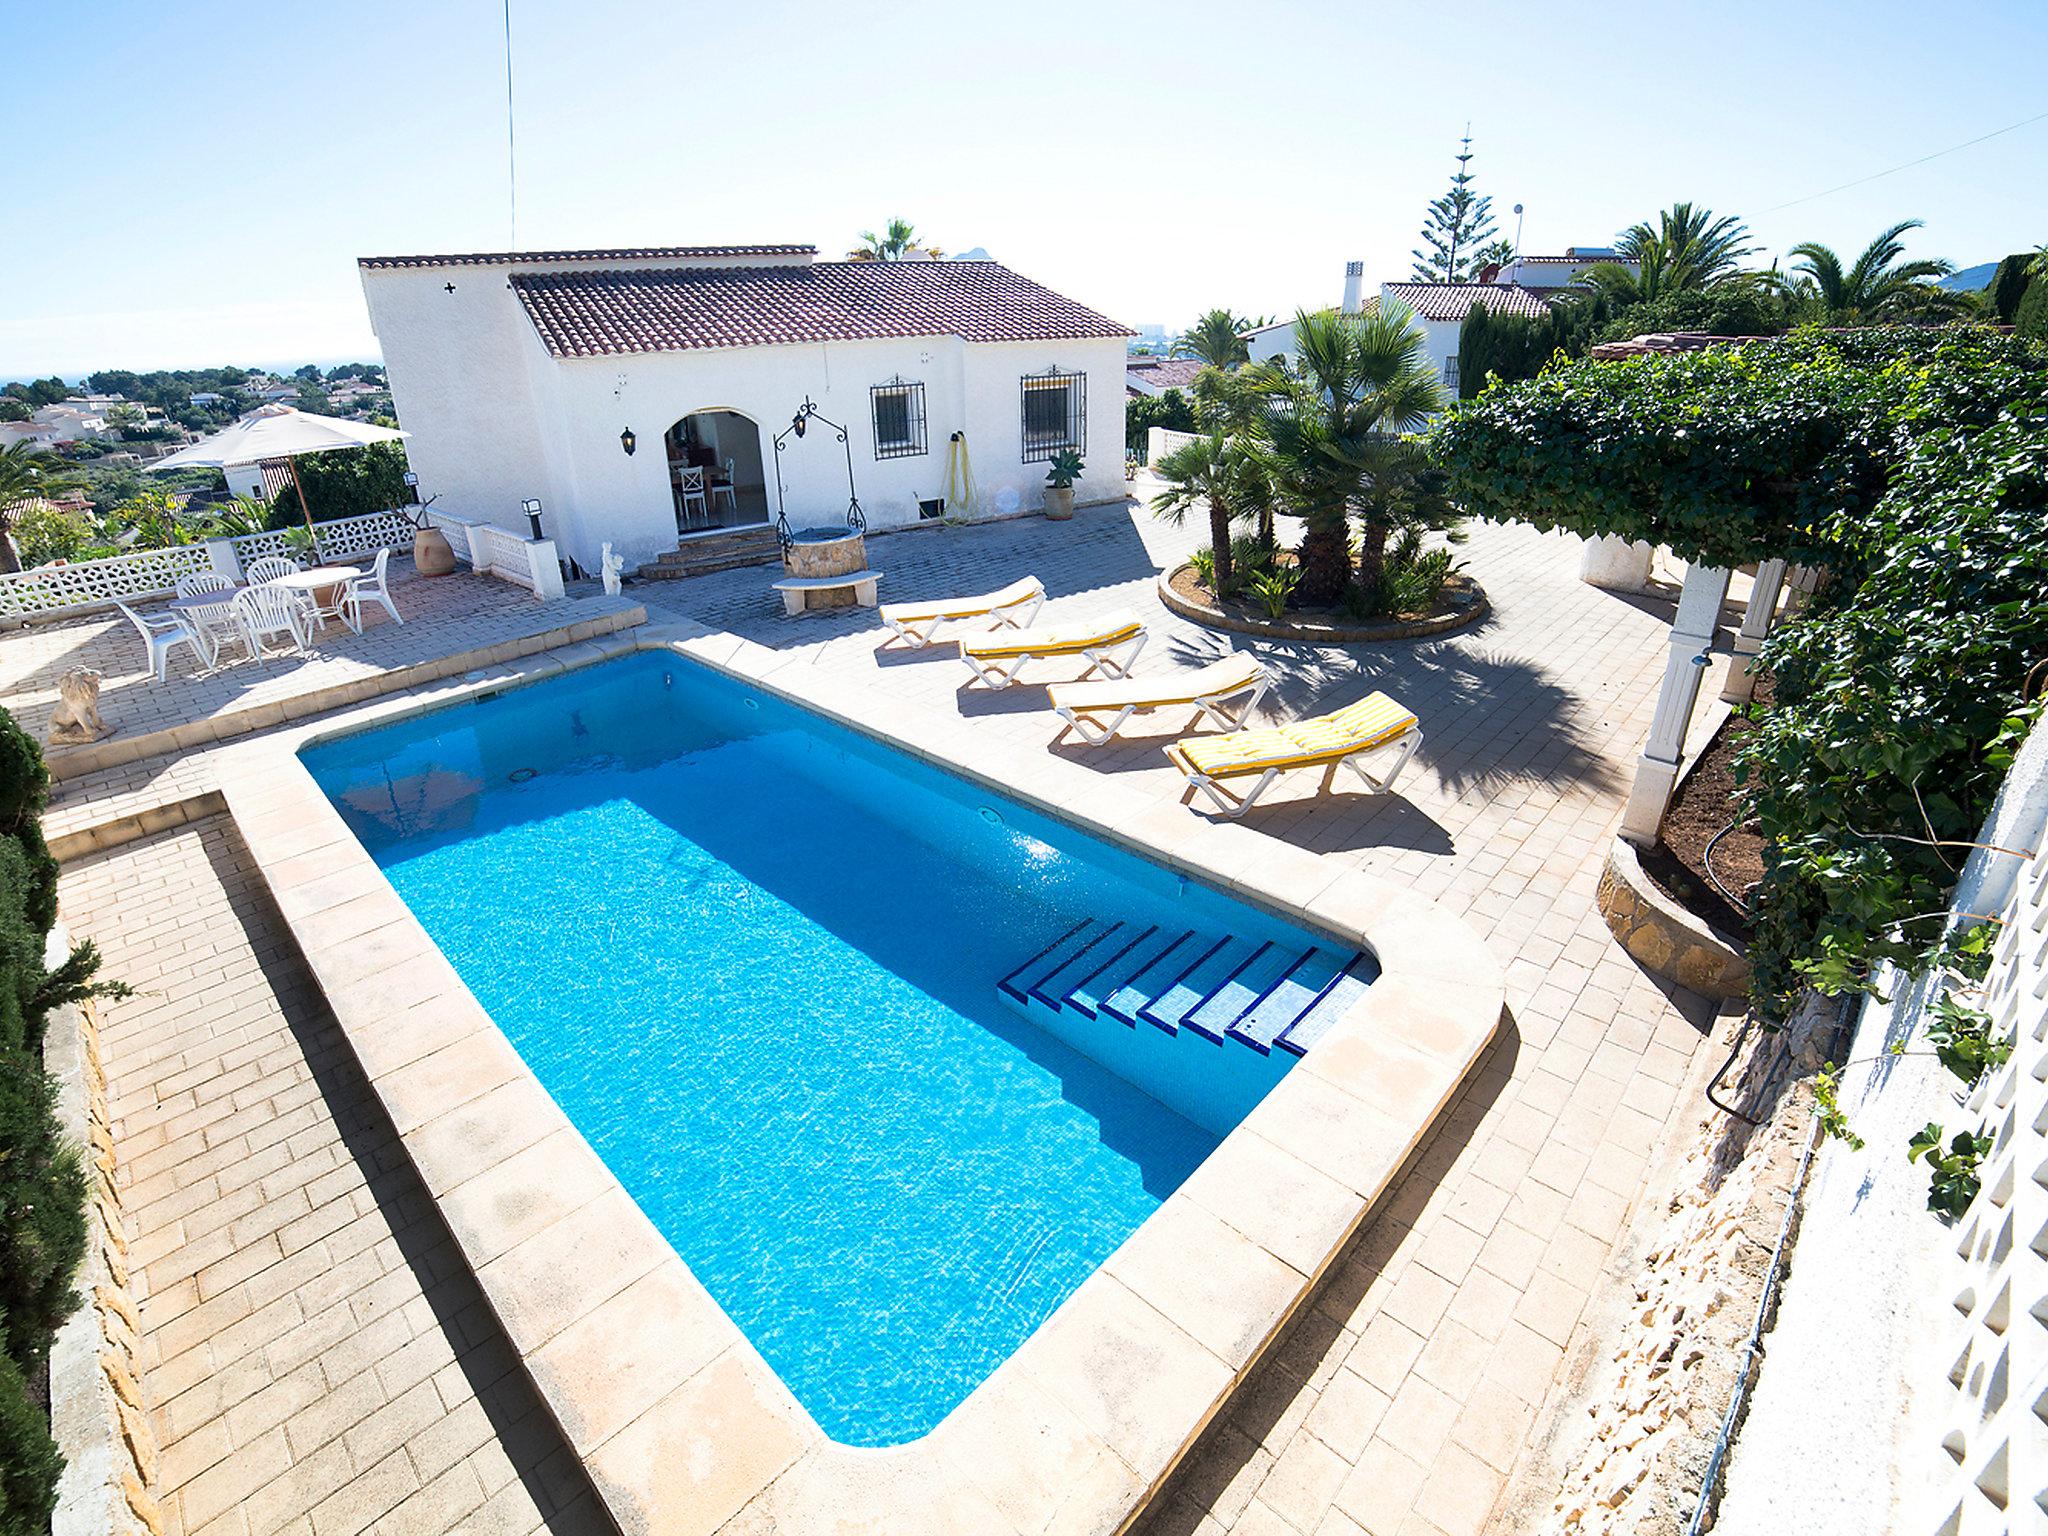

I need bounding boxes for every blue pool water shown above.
[303,652,1319,1444]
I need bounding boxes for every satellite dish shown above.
[995,485,1021,515]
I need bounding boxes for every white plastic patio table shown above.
[267,565,363,634]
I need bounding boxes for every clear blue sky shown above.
[4,0,2043,378]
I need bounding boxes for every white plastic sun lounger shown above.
[1166,690,1422,817]
[957,608,1147,690]
[878,576,1045,648]
[1048,653,1272,746]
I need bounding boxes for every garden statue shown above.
[48,666,112,745]
[601,542,624,597]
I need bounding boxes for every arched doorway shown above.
[664,409,769,534]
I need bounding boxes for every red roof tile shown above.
[508,261,1134,357]
[1126,358,1208,390]
[1380,283,1562,322]
[358,244,815,270]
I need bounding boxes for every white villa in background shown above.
[0,394,160,450]
[357,242,1132,575]
[1246,249,1639,394]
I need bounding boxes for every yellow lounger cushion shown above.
[1177,692,1417,777]
[961,609,1142,660]
[880,577,1041,625]
[1049,655,1264,713]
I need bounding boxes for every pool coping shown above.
[211,618,1506,1536]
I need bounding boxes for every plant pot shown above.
[1579,533,1654,591]
[1043,485,1075,521]
[414,526,456,577]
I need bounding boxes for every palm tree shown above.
[855,218,920,260]
[1785,220,1965,323]
[1171,309,1255,368]
[1262,305,1444,605]
[1583,202,1756,304]
[1151,367,1277,592]
[0,442,86,574]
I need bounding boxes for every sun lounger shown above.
[1166,691,1422,816]
[958,609,1147,690]
[1048,654,1271,746]
[879,576,1045,648]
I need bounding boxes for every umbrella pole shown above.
[287,456,317,549]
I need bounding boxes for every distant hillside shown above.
[1940,261,1998,292]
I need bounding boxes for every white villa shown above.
[358,243,1133,574]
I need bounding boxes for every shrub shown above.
[266,439,410,527]
[8,503,95,569]
[0,1337,64,1536]
[2015,273,2048,341]
[1125,388,1198,457]
[1980,252,2037,323]
[1246,566,1299,620]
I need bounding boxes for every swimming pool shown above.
[303,651,1375,1446]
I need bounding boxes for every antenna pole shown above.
[503,0,518,246]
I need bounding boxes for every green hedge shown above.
[1430,325,2048,1012]
[0,709,115,1535]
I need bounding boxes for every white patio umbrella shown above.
[148,404,409,541]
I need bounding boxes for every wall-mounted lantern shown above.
[521,498,544,539]
[620,427,637,456]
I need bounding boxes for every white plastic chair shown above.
[246,555,302,585]
[234,583,310,658]
[711,459,738,517]
[174,572,235,599]
[677,468,709,528]
[115,600,207,683]
[347,548,403,630]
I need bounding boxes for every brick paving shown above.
[48,494,1735,1536]
[60,822,615,1536]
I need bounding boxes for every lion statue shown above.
[49,665,112,745]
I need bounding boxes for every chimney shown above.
[1340,260,1364,315]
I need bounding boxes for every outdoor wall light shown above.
[521,498,544,539]
[620,427,637,456]
[401,470,419,501]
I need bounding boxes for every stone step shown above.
[642,529,784,579]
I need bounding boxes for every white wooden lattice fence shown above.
[1934,791,2047,1534]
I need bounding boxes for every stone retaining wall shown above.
[1596,838,1751,1000]
[45,926,165,1536]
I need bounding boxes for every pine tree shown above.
[1411,130,1499,283]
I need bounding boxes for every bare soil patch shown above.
[1640,687,1772,943]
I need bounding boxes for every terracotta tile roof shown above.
[1380,282,1561,323]
[1126,358,1208,390]
[357,244,815,270]
[507,261,1134,357]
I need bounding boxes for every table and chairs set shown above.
[117,547,404,683]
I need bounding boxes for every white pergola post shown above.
[1620,562,1732,846]
[1720,558,1787,704]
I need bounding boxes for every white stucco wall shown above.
[362,258,1126,573]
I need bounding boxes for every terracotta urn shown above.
[414,526,456,577]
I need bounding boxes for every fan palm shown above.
[1261,305,1444,605]
[1171,309,1254,369]
[856,218,920,260]
[1151,367,1277,592]
[1583,202,1756,304]
[1785,220,1964,322]
[0,443,86,574]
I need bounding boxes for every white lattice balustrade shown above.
[1934,808,2048,1535]
[0,545,214,620]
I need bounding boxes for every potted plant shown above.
[1043,449,1084,521]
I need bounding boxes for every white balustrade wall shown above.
[1144,426,1204,467]
[0,507,562,622]
[1934,775,2048,1536]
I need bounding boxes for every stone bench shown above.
[771,571,882,616]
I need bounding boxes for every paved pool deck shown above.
[45,497,1737,1536]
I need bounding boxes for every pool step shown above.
[999,918,1378,1059]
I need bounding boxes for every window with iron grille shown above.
[1441,356,1460,392]
[870,379,928,460]
[1019,369,1086,463]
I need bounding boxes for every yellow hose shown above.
[942,431,977,519]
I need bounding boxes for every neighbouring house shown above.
[188,391,226,406]
[1125,357,1208,398]
[1244,255,1622,395]
[358,243,1133,574]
